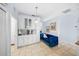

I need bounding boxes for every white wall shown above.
[58,8,79,45]
[59,14,76,44]
[11,15,17,45]
[42,18,59,36]
[43,7,79,46]
[6,4,19,20]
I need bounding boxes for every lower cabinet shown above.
[17,35,40,47]
[24,36,29,45]
[18,36,24,47]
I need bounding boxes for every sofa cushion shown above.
[43,33,48,38]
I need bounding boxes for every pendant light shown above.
[35,5,38,23]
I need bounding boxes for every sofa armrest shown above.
[49,37,58,44]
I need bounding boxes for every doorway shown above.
[11,15,17,46]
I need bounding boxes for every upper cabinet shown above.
[18,14,41,36]
[18,14,39,29]
[25,18,32,28]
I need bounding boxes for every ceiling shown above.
[10,3,79,21]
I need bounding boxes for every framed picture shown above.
[46,26,50,32]
[50,22,56,31]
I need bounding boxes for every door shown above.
[76,18,79,40]
[75,18,79,45]
[0,7,10,56]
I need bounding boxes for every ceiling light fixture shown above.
[35,5,38,23]
[35,20,38,23]
[35,6,38,17]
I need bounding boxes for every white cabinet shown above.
[17,14,40,47]
[18,35,39,47]
[18,15,38,29]
[24,36,29,45]
[18,36,24,47]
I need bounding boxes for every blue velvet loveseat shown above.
[40,32,58,47]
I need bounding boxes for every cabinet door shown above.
[28,35,33,44]
[33,35,40,43]
[28,35,37,44]
[18,37,24,47]
[24,36,29,45]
